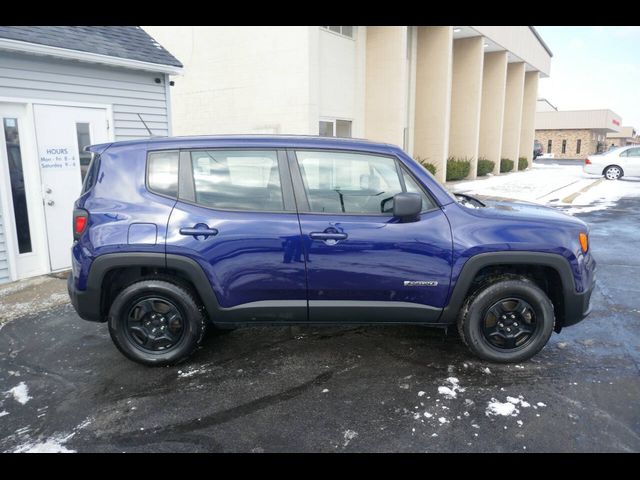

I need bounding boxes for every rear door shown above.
[166,147,307,322]
[289,148,453,323]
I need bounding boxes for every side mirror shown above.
[393,192,422,222]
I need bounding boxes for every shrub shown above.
[446,157,471,181]
[415,156,437,176]
[518,157,528,170]
[477,158,495,177]
[500,158,514,173]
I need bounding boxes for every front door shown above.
[290,149,453,323]
[166,148,308,322]
[33,104,109,271]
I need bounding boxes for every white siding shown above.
[0,211,8,284]
[0,51,171,140]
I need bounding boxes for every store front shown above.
[0,26,182,284]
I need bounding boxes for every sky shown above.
[535,26,640,131]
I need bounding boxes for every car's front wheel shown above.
[457,275,555,363]
[108,279,206,366]
[603,165,623,180]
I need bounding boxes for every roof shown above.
[0,26,182,68]
[529,27,553,58]
[88,134,399,153]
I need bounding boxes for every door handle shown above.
[309,232,348,241]
[179,225,218,238]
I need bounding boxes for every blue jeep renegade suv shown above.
[67,135,596,366]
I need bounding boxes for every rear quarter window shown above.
[81,153,101,194]
[147,151,179,198]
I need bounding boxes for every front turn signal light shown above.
[579,232,588,253]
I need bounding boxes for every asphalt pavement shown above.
[1,196,639,452]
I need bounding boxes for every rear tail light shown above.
[73,208,89,241]
[585,158,592,165]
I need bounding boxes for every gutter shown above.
[529,26,553,58]
[0,37,184,75]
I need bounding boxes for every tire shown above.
[603,165,623,180]
[108,278,207,366]
[457,275,555,363]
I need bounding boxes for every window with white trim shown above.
[321,26,354,39]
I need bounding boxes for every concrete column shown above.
[364,26,408,148]
[518,71,539,169]
[478,51,508,174]
[413,26,453,183]
[501,62,526,169]
[449,36,484,180]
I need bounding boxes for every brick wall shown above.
[534,129,605,159]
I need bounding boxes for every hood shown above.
[459,195,588,230]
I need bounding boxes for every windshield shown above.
[599,146,626,155]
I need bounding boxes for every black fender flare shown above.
[438,251,577,324]
[82,252,221,321]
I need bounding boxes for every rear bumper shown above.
[562,268,596,327]
[67,274,103,322]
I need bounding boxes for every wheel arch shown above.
[86,253,221,322]
[439,252,577,328]
[602,164,624,177]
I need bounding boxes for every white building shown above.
[0,27,182,284]
[144,25,552,182]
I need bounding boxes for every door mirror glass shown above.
[393,192,421,222]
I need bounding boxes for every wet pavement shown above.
[1,197,639,452]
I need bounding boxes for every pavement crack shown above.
[101,370,334,446]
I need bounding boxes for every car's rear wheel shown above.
[108,279,206,366]
[457,275,555,363]
[603,165,623,180]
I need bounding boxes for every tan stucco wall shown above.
[519,71,539,167]
[142,26,317,135]
[449,36,484,179]
[364,26,408,147]
[413,26,453,183]
[501,62,526,166]
[478,51,508,174]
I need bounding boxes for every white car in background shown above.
[584,146,640,180]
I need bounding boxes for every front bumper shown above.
[67,274,103,322]
[562,268,596,327]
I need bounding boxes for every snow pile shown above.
[437,377,465,399]
[343,430,358,447]
[5,382,31,405]
[486,399,520,417]
[13,434,76,453]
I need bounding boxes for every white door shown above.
[33,104,109,271]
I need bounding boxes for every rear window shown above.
[147,151,179,198]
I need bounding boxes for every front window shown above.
[296,151,402,214]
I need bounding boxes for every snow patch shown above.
[12,433,76,453]
[5,382,31,405]
[486,399,519,417]
[343,430,358,447]
[0,410,8,417]
[417,391,426,397]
